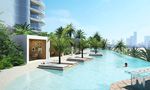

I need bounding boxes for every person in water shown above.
[124,63,128,67]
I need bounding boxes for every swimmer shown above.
[124,63,128,67]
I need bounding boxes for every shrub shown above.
[0,56,13,70]
[0,23,25,70]
[10,52,24,66]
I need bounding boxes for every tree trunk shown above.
[95,49,97,54]
[79,42,80,54]
[81,49,84,58]
[71,46,74,56]
[58,50,61,64]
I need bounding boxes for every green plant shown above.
[64,24,76,55]
[75,30,85,54]
[101,39,108,50]
[89,37,101,54]
[127,47,141,58]
[0,56,13,69]
[93,32,102,42]
[0,22,25,70]
[9,46,24,66]
[49,27,71,64]
[38,32,49,36]
[80,39,89,58]
[65,24,75,38]
[14,22,34,35]
[140,48,150,61]
[114,40,126,53]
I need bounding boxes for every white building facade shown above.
[13,35,50,63]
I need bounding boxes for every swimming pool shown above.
[5,50,150,90]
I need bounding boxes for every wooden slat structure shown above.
[111,67,150,90]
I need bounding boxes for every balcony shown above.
[31,5,44,11]
[30,17,45,25]
[30,7,44,16]
[31,14,42,19]
[31,0,45,7]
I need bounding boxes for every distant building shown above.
[126,32,137,47]
[144,36,150,48]
[0,0,45,31]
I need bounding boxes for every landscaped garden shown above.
[0,21,150,70]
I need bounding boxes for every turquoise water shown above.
[5,50,150,90]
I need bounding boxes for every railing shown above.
[30,17,45,25]
[31,5,43,12]
[31,0,45,7]
[30,15,42,20]
[30,7,44,15]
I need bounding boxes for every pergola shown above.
[126,68,150,87]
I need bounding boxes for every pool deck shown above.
[39,54,91,70]
[110,77,150,90]
[0,52,92,90]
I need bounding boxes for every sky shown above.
[43,0,150,43]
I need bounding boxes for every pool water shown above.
[5,50,150,90]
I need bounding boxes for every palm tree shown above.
[49,28,71,64]
[80,39,89,58]
[114,40,126,53]
[75,29,85,54]
[65,24,75,55]
[14,22,33,35]
[55,26,64,37]
[140,48,150,61]
[89,37,101,54]
[127,47,141,58]
[93,32,102,42]
[101,39,108,50]
[65,24,75,38]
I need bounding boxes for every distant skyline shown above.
[43,0,150,43]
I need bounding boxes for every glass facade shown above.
[0,0,44,31]
[30,0,44,31]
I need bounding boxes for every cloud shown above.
[43,9,81,32]
[50,9,72,18]
[43,9,107,40]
